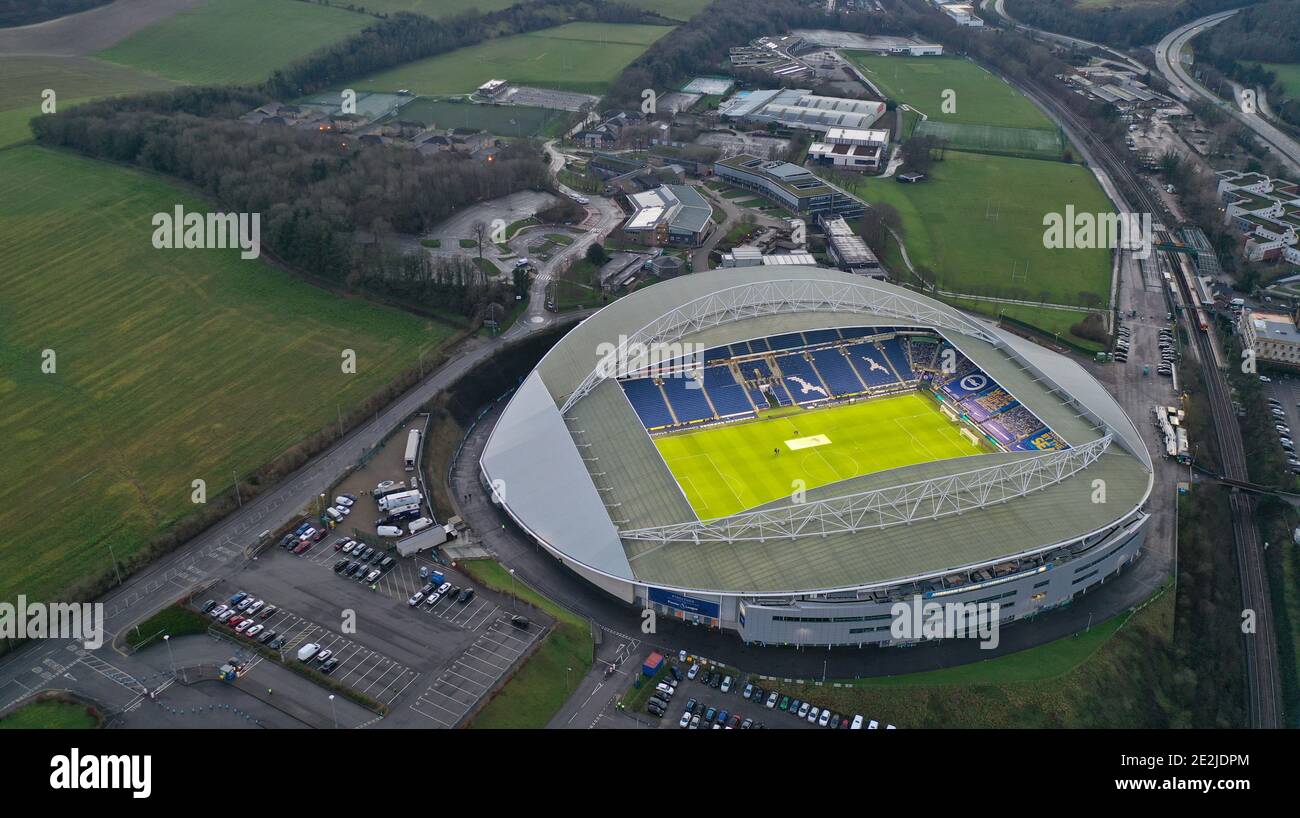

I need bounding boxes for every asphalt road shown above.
[1153,10,1300,177]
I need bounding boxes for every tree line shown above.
[1002,0,1245,49]
[33,90,551,318]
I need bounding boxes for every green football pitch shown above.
[652,392,988,520]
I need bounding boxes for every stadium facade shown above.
[480,269,1153,647]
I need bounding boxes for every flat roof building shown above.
[620,184,714,247]
[821,214,882,277]
[1240,309,1300,368]
[715,154,865,219]
[719,246,818,267]
[717,89,886,133]
[808,127,890,172]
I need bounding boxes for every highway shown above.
[1154,10,1300,176]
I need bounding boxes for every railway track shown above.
[1015,70,1283,728]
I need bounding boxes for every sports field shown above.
[0,55,176,148]
[825,152,1113,314]
[0,147,456,606]
[843,53,1055,131]
[653,392,985,519]
[351,22,673,96]
[95,0,369,86]
[396,98,570,138]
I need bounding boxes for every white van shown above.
[325,507,344,523]
[297,643,321,662]
[850,714,864,730]
[408,517,434,535]
[376,525,404,538]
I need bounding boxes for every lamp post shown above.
[329,694,337,729]
[163,634,175,678]
[508,568,516,612]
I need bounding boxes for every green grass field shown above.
[395,97,570,138]
[351,22,672,96]
[653,392,985,519]
[461,560,593,729]
[0,147,456,606]
[0,56,177,148]
[96,0,369,86]
[825,152,1113,312]
[913,119,1065,160]
[0,698,100,729]
[1258,62,1300,100]
[843,53,1055,131]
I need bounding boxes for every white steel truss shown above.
[559,277,1000,413]
[618,434,1112,543]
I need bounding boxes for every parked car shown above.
[818,709,832,727]
[201,600,217,613]
[208,604,228,618]
[259,630,278,645]
[797,701,811,718]
[408,592,425,607]
[245,624,263,639]
[268,637,286,650]
[321,657,341,674]
[510,615,530,629]
[766,691,779,709]
[687,664,700,680]
[259,606,277,620]
[458,588,475,604]
[315,649,333,663]
[424,592,441,607]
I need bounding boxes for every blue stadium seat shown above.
[810,348,865,396]
[847,345,900,387]
[775,354,831,404]
[704,367,755,418]
[704,345,731,365]
[767,333,805,351]
[620,378,675,429]
[879,338,913,380]
[803,329,840,346]
[661,373,715,424]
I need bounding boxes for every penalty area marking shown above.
[785,434,831,450]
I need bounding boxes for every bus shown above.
[404,428,421,471]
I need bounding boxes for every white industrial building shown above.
[719,246,818,267]
[717,88,887,133]
[807,128,890,172]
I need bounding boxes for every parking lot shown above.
[200,585,423,706]
[1262,375,1300,471]
[409,614,546,726]
[638,654,893,730]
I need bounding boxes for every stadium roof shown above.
[484,267,1152,595]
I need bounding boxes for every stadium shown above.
[481,268,1153,647]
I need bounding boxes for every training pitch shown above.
[652,391,986,519]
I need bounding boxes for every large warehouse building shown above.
[480,269,1153,647]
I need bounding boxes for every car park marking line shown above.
[358,662,401,693]
[345,653,389,688]
[464,643,515,669]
